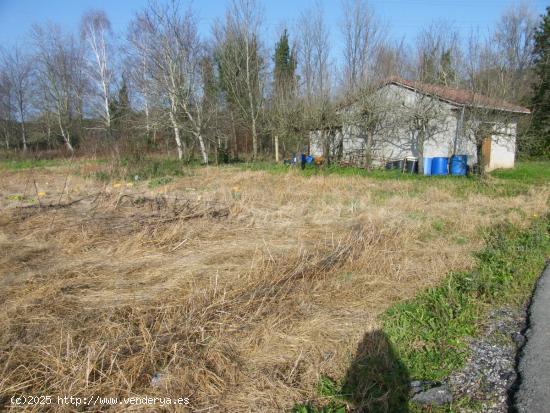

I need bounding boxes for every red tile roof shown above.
[384,76,531,114]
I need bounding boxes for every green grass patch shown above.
[296,215,550,412]
[148,176,174,188]
[491,161,550,185]
[0,158,68,170]
[91,156,194,182]
[239,161,549,200]
[238,162,426,180]
[382,215,549,397]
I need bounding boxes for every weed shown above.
[90,156,194,182]
[306,215,549,411]
[148,176,174,188]
[431,219,447,233]
[383,215,550,382]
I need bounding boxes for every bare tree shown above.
[416,21,462,86]
[129,1,210,162]
[0,70,13,150]
[298,1,331,103]
[493,1,537,101]
[371,39,412,82]
[214,0,264,159]
[126,16,157,144]
[298,1,335,163]
[340,83,402,167]
[80,10,114,134]
[403,91,451,174]
[2,46,33,151]
[32,24,83,152]
[341,0,385,93]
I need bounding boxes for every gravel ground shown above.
[449,307,526,412]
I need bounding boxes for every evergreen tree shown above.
[438,49,456,86]
[111,76,131,136]
[273,29,297,98]
[270,29,300,158]
[420,51,438,84]
[530,6,550,157]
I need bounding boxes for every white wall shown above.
[423,114,458,158]
[488,122,516,171]
[309,84,517,170]
[309,129,343,158]
[372,85,459,162]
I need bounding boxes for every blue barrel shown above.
[450,155,468,176]
[423,157,432,176]
[431,157,449,176]
[305,155,314,164]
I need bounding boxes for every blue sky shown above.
[0,0,548,53]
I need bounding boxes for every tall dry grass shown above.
[0,164,548,411]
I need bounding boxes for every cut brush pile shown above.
[0,164,548,411]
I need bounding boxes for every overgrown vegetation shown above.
[299,215,550,412]
[1,160,548,412]
[91,156,194,182]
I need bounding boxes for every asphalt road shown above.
[515,263,550,413]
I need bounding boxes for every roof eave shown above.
[387,80,530,115]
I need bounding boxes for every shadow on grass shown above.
[342,330,410,413]
[296,330,409,413]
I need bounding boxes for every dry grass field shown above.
[0,160,548,412]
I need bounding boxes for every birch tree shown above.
[129,1,210,162]
[80,10,114,134]
[32,24,82,152]
[215,0,264,159]
[127,18,156,143]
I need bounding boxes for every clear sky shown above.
[0,0,548,53]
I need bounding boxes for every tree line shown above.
[0,0,548,162]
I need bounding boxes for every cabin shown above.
[310,77,530,172]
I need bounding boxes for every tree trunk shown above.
[57,114,74,152]
[144,98,151,141]
[275,135,279,162]
[251,112,258,159]
[21,120,27,152]
[230,110,238,160]
[476,142,484,176]
[365,129,374,168]
[19,101,27,151]
[3,123,9,150]
[197,131,208,164]
[322,130,330,166]
[244,36,258,160]
[169,110,183,160]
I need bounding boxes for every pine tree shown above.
[273,29,297,99]
[420,51,438,84]
[530,6,550,157]
[111,76,131,137]
[438,49,456,86]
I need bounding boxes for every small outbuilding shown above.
[310,77,530,172]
